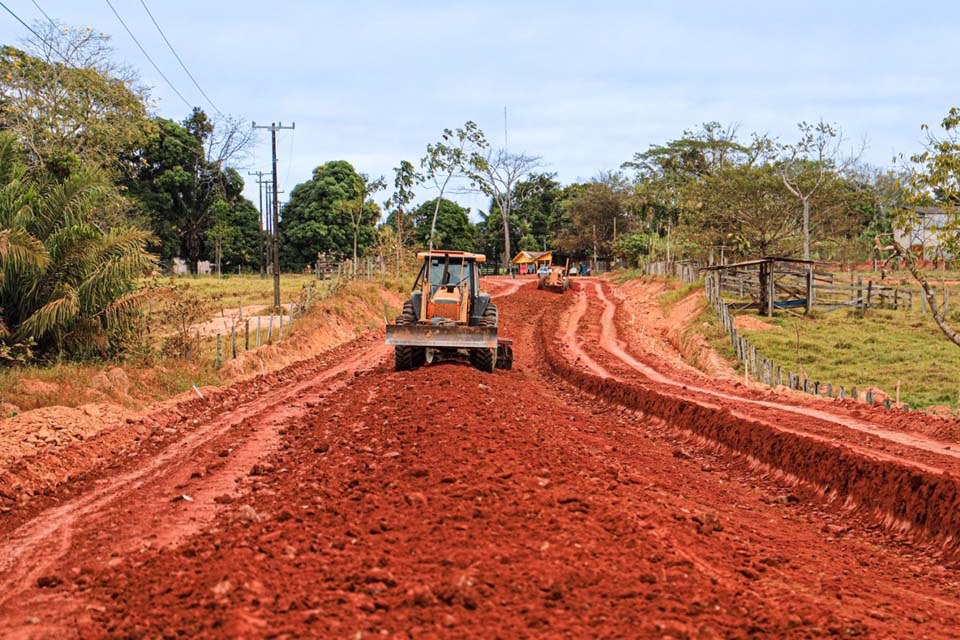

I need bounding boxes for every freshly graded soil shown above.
[2,278,960,638]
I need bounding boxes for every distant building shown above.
[510,250,553,275]
[894,206,950,260]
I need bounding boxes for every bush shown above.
[0,135,155,362]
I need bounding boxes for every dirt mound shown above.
[13,378,60,399]
[0,282,403,512]
[735,315,775,331]
[219,283,402,379]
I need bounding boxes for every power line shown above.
[0,0,54,51]
[28,0,55,28]
[102,0,193,110]
[137,0,221,116]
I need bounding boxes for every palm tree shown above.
[0,134,155,361]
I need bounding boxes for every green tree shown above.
[0,134,155,361]
[555,173,634,261]
[384,160,419,273]
[279,160,376,270]
[419,122,488,250]
[0,26,153,179]
[348,173,386,275]
[884,107,960,347]
[776,120,860,261]
[412,198,475,251]
[125,111,259,271]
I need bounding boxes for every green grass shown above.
[657,278,704,311]
[735,305,960,409]
[165,273,323,308]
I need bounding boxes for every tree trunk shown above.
[396,209,402,276]
[889,237,960,348]
[429,199,442,251]
[353,223,359,277]
[803,198,810,261]
[500,206,511,277]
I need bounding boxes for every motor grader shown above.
[386,250,513,373]
[537,259,571,293]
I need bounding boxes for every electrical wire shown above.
[0,0,63,57]
[137,0,221,116]
[102,0,193,110]
[284,126,295,187]
[28,0,55,28]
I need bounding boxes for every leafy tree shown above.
[279,160,377,269]
[555,173,634,260]
[125,112,259,271]
[0,26,153,179]
[412,198,475,251]
[776,120,860,260]
[419,122,488,250]
[348,173,386,274]
[0,134,154,361]
[384,160,419,273]
[686,164,799,258]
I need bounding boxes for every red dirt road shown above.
[3,278,960,638]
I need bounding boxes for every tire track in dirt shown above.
[68,281,960,638]
[545,280,960,555]
[0,333,390,635]
[592,282,960,462]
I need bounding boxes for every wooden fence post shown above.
[866,281,873,309]
[805,269,814,315]
[245,319,250,351]
[851,386,858,402]
[256,316,262,348]
[216,334,222,368]
[267,314,274,344]
[231,324,237,359]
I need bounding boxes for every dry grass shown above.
[3,273,413,417]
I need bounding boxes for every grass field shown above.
[162,273,330,309]
[612,267,960,411]
[728,304,960,410]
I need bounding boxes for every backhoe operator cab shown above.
[385,250,513,372]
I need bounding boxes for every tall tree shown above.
[472,148,543,266]
[0,26,153,179]
[776,120,860,261]
[384,160,419,273]
[279,160,376,269]
[125,112,257,271]
[419,122,488,250]
[348,173,386,275]
[555,174,633,262]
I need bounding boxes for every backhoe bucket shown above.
[386,324,499,349]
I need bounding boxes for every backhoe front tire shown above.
[470,303,498,373]
[394,300,424,371]
[395,346,413,371]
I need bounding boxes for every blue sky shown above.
[2,0,958,217]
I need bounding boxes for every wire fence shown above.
[642,260,909,410]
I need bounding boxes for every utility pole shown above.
[248,170,270,278]
[252,121,295,310]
